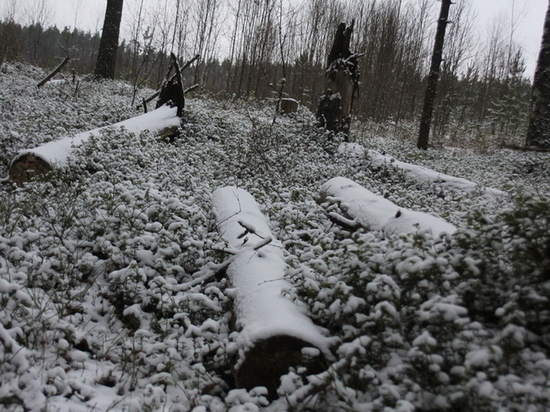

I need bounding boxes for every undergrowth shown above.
[0,63,549,411]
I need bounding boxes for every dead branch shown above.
[37,55,70,88]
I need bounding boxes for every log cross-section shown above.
[211,187,331,398]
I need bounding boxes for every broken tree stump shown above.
[9,106,181,186]
[319,177,456,238]
[211,187,331,398]
[316,21,360,136]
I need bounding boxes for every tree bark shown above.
[526,1,550,148]
[94,0,124,80]
[417,0,452,150]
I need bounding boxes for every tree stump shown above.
[279,98,299,114]
[317,21,360,136]
[319,177,456,238]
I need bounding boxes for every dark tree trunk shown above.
[417,0,452,150]
[94,0,124,80]
[526,1,550,148]
[317,21,359,137]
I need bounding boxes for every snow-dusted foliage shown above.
[1,63,549,411]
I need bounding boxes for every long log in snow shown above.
[320,177,456,238]
[9,106,181,186]
[338,143,505,198]
[212,187,331,398]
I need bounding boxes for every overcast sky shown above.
[6,0,549,76]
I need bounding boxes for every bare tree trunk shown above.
[526,1,550,148]
[94,0,124,80]
[417,0,452,150]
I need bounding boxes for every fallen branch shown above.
[37,56,70,88]
[184,84,199,94]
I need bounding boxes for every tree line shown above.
[0,0,534,146]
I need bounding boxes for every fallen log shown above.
[338,143,505,198]
[319,177,456,238]
[212,187,331,398]
[9,106,181,186]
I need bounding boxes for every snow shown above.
[321,176,456,237]
[212,187,332,359]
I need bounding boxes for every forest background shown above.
[0,0,545,147]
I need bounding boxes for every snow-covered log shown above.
[320,177,456,238]
[338,143,505,198]
[212,187,331,397]
[9,106,181,185]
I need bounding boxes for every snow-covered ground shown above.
[1,63,549,411]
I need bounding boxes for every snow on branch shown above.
[212,186,332,398]
[320,177,456,238]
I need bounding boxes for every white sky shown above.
[4,0,548,76]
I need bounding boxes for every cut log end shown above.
[235,335,325,399]
[9,154,53,186]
